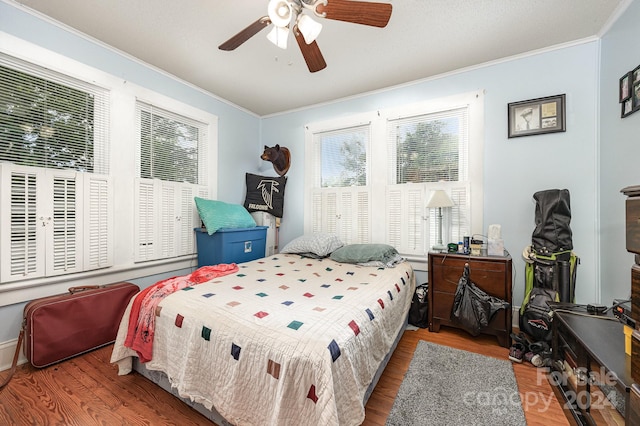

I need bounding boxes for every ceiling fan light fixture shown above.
[267,25,289,49]
[296,14,322,44]
[267,0,293,27]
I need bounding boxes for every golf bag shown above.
[520,189,579,342]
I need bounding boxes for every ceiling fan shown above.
[218,0,393,73]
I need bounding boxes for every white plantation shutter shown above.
[310,188,370,244]
[449,184,471,244]
[355,190,370,244]
[84,174,113,270]
[134,178,207,261]
[387,185,427,256]
[135,178,157,262]
[0,165,43,281]
[48,170,81,276]
[160,182,177,259]
[0,164,112,282]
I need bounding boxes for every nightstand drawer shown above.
[430,256,507,296]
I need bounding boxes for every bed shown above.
[111,250,415,426]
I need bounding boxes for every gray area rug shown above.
[386,340,526,426]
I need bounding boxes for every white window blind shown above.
[136,101,207,185]
[0,54,110,173]
[313,125,369,188]
[387,107,469,185]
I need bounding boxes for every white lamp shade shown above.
[297,14,322,44]
[267,26,289,49]
[426,190,454,208]
[268,0,293,27]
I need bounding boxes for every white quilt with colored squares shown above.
[111,254,415,426]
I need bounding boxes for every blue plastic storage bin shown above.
[195,226,268,267]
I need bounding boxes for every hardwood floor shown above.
[0,326,570,425]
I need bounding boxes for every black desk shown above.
[551,310,632,425]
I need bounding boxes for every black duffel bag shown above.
[408,283,429,328]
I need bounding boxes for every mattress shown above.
[111,254,415,426]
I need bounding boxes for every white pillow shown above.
[280,233,343,258]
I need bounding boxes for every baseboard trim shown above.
[0,338,27,372]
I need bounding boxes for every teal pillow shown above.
[194,197,256,235]
[330,244,399,264]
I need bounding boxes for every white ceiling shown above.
[11,0,625,116]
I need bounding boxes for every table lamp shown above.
[426,189,454,252]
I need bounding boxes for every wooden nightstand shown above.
[427,252,513,347]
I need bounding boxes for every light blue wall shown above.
[599,0,640,303]
[263,41,602,307]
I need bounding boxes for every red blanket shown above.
[124,263,239,362]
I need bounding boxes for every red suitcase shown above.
[1,282,139,389]
[23,282,139,368]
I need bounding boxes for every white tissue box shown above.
[488,238,504,256]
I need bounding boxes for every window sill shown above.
[0,255,197,307]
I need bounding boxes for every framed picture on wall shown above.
[508,94,566,138]
[622,98,634,118]
[620,71,632,102]
[633,80,640,112]
[633,64,640,84]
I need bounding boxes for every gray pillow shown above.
[329,244,399,264]
[280,233,343,258]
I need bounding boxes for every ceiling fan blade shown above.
[294,27,327,73]
[219,17,270,51]
[316,0,392,28]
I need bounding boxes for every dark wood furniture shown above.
[631,384,640,426]
[622,185,640,424]
[623,186,640,385]
[550,311,631,425]
[427,252,512,348]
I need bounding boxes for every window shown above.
[305,92,484,261]
[386,106,471,256]
[0,54,112,283]
[0,36,218,305]
[134,101,209,262]
[308,124,371,245]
